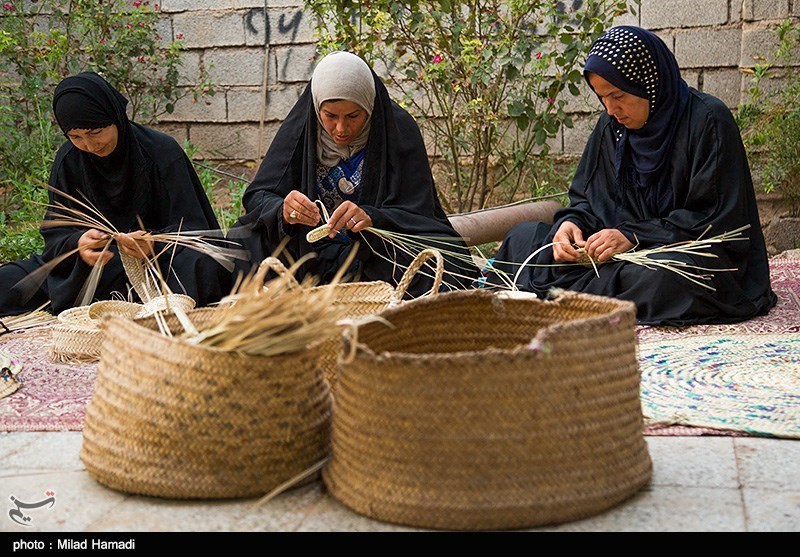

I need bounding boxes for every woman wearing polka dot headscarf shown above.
[486,26,776,325]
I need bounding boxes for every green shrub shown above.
[184,142,249,234]
[305,0,634,212]
[737,19,800,217]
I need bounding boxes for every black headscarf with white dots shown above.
[584,26,689,215]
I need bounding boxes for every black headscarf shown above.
[52,72,144,221]
[584,26,690,215]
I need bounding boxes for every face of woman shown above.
[587,73,650,130]
[319,100,369,146]
[66,124,119,157]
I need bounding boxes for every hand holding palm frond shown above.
[15,185,246,308]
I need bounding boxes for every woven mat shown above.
[639,334,800,438]
[637,256,800,437]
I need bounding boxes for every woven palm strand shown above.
[80,308,332,499]
[259,249,444,389]
[1,349,22,400]
[323,289,652,530]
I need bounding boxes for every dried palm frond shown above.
[182,251,354,357]
[39,186,247,272]
[499,224,752,291]
[15,185,247,307]
[0,303,56,335]
[348,227,480,292]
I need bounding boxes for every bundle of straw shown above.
[0,303,56,336]
[182,257,347,357]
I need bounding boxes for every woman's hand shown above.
[77,229,113,267]
[283,191,321,226]
[584,228,634,262]
[327,201,372,238]
[116,230,154,260]
[552,221,585,262]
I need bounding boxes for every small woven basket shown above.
[49,295,195,363]
[49,251,197,363]
[258,249,444,389]
[323,289,652,530]
[50,301,142,363]
[80,307,332,499]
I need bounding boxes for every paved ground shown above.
[0,431,798,533]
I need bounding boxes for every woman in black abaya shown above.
[0,72,232,317]
[487,26,776,325]
[231,51,479,296]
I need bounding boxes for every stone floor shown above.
[0,431,798,533]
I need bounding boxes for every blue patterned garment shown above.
[316,148,366,218]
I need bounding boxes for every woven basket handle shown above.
[120,251,163,302]
[393,249,444,300]
[257,257,303,289]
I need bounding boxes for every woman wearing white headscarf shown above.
[231,51,478,295]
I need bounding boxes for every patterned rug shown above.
[0,326,94,431]
[1,255,799,434]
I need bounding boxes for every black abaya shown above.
[0,73,231,317]
[489,90,777,325]
[231,73,479,297]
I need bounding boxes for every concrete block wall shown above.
[156,1,316,165]
[151,0,800,172]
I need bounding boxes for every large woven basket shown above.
[323,289,652,530]
[80,307,332,499]
[258,248,444,389]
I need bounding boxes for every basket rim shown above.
[343,289,636,361]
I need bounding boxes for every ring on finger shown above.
[349,217,357,225]
[289,209,299,220]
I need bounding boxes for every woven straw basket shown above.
[258,248,444,389]
[50,295,195,363]
[50,252,197,363]
[80,307,332,499]
[323,289,652,530]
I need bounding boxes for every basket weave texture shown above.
[50,296,195,363]
[258,249,444,389]
[323,289,652,530]
[80,308,332,499]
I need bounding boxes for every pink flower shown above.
[138,55,145,62]
[547,97,554,104]
[2,3,15,10]
[535,52,542,60]
[133,0,141,6]
[175,33,184,40]
[139,22,145,27]
[432,54,443,64]
[98,38,107,44]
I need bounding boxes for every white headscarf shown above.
[310,51,376,167]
